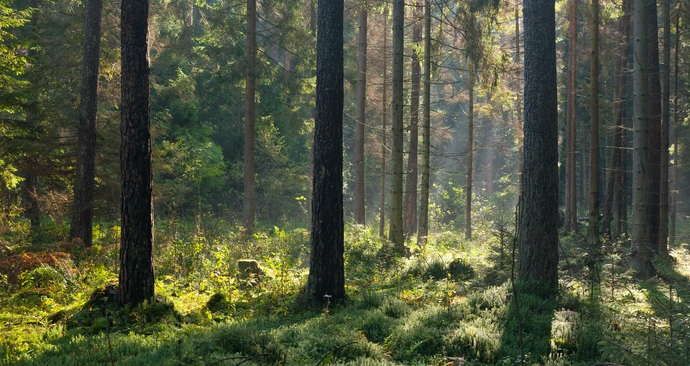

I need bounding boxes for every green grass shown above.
[2,220,690,365]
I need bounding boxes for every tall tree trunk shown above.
[670,4,680,247]
[514,1,523,193]
[380,6,388,238]
[631,0,653,279]
[646,0,662,255]
[518,0,559,297]
[588,0,600,247]
[242,0,257,236]
[71,0,103,248]
[565,0,578,233]
[354,1,367,225]
[118,0,155,306]
[418,0,431,245]
[23,2,40,235]
[404,3,421,236]
[603,0,630,239]
[389,0,405,253]
[306,0,345,304]
[659,0,670,258]
[465,65,474,240]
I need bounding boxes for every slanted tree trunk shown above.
[71,0,103,248]
[564,0,578,233]
[418,0,431,246]
[118,0,155,306]
[242,0,257,236]
[465,65,474,240]
[587,0,600,247]
[404,2,421,236]
[646,0,662,255]
[659,0,670,258]
[389,0,405,253]
[380,6,388,238]
[631,0,653,279]
[518,0,559,297]
[354,1,367,225]
[306,0,345,304]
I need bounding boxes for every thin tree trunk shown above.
[659,0,670,258]
[631,0,653,279]
[615,106,628,238]
[354,1,367,225]
[486,148,493,196]
[418,0,431,246]
[565,0,578,233]
[380,6,388,238]
[389,0,405,253]
[647,0,662,255]
[23,171,40,232]
[515,1,523,193]
[404,2,421,236]
[588,0,600,247]
[23,5,40,235]
[306,0,345,304]
[243,0,257,236]
[71,0,103,248]
[670,3,680,247]
[465,65,474,240]
[603,2,630,239]
[518,0,559,297]
[186,0,193,26]
[119,0,155,306]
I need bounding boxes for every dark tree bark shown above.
[354,1,367,226]
[587,0,600,247]
[646,0,661,255]
[417,0,431,245]
[243,0,257,236]
[118,0,155,306]
[71,0,103,248]
[564,0,578,233]
[518,0,559,296]
[389,0,405,252]
[404,1,421,236]
[631,0,653,279]
[306,0,345,304]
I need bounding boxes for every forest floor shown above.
[2,220,690,365]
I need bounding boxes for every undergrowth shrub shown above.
[379,297,410,319]
[211,322,284,364]
[405,257,475,282]
[359,310,396,343]
[385,305,464,361]
[445,315,502,362]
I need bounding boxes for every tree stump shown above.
[238,259,262,287]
